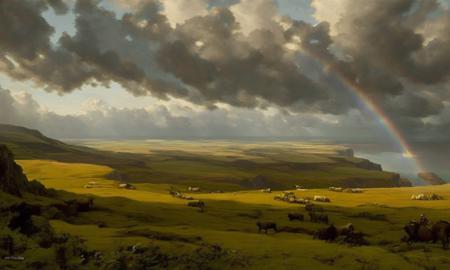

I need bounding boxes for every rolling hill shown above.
[0,124,410,190]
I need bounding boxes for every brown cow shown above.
[432,221,450,249]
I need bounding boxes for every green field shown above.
[2,125,448,269]
[12,159,450,270]
[0,124,411,191]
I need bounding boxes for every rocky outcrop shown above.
[338,148,354,158]
[418,172,447,185]
[354,159,382,171]
[0,144,51,197]
[0,144,29,196]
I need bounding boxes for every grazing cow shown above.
[187,200,205,211]
[343,231,369,246]
[288,213,304,221]
[314,224,338,241]
[313,195,331,203]
[403,221,433,244]
[309,212,329,224]
[256,222,278,234]
[261,188,272,193]
[404,220,450,249]
[432,221,450,249]
[337,223,354,236]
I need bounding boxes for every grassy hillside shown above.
[0,124,408,190]
[13,159,450,270]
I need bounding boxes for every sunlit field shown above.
[62,139,405,190]
[17,159,450,270]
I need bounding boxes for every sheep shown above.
[343,188,364,193]
[411,193,444,200]
[294,198,310,204]
[119,183,136,190]
[329,187,343,192]
[313,195,331,203]
[188,186,200,192]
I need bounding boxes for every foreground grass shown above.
[15,159,450,269]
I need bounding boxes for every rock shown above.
[0,145,53,197]
[354,159,382,171]
[418,172,447,185]
[0,145,28,196]
[338,148,354,158]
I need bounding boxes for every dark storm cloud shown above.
[0,0,53,60]
[0,0,449,131]
[333,0,450,85]
[0,0,98,91]
[385,90,445,118]
[157,8,328,108]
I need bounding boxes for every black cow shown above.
[256,222,278,234]
[309,212,329,224]
[288,213,304,221]
[314,224,338,241]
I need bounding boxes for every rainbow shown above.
[303,48,425,173]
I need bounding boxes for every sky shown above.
[1,0,450,177]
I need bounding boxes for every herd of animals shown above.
[255,205,450,248]
[174,186,450,249]
[73,184,450,249]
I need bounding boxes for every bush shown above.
[30,216,56,248]
[27,179,56,197]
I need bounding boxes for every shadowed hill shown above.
[0,124,146,167]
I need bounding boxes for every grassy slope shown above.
[0,124,405,190]
[17,159,450,270]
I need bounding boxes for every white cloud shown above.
[0,86,400,141]
[311,0,350,35]
[162,0,209,28]
[230,0,280,35]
